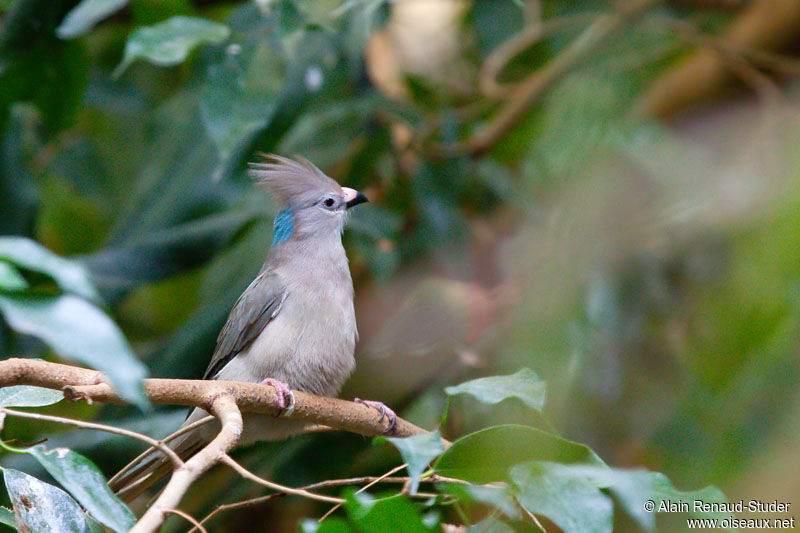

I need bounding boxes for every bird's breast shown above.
[232,263,357,397]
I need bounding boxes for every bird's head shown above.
[248,154,368,246]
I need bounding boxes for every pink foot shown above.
[261,378,295,416]
[355,398,397,434]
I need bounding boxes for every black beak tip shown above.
[346,191,369,209]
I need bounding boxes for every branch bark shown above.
[131,394,242,533]
[0,358,429,438]
[0,357,442,532]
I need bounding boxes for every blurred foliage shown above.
[1,0,800,531]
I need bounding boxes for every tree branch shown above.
[194,473,477,531]
[131,394,242,533]
[445,0,659,155]
[221,454,344,504]
[0,357,441,532]
[0,358,429,438]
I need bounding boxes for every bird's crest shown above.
[248,154,342,207]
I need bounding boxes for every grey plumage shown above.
[110,155,366,500]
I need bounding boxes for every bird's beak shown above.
[342,187,369,209]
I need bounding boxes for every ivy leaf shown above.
[0,506,14,528]
[27,445,135,533]
[300,518,356,532]
[511,462,614,533]
[379,430,443,495]
[0,293,148,408]
[56,0,128,39]
[464,485,521,520]
[445,368,546,412]
[652,473,731,521]
[114,16,231,77]
[0,237,99,303]
[3,468,94,533]
[0,386,63,408]
[465,518,514,533]
[0,261,27,292]
[344,492,437,533]
[435,425,603,484]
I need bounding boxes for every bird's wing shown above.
[202,270,288,380]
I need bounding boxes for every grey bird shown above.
[109,154,392,501]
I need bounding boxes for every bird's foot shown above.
[261,378,295,417]
[355,398,397,434]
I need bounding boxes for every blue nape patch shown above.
[272,207,294,245]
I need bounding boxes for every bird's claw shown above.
[261,378,295,417]
[355,398,397,434]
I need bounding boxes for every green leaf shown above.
[435,425,603,484]
[0,506,14,528]
[0,261,27,292]
[301,518,356,533]
[345,492,437,533]
[0,237,100,302]
[199,37,285,160]
[547,465,656,532]
[445,368,546,412]
[511,462,726,533]
[465,518,515,533]
[511,462,614,533]
[453,484,521,520]
[56,0,128,39]
[652,473,731,520]
[27,445,135,533]
[379,430,443,495]
[0,386,63,408]
[114,16,231,77]
[2,468,93,533]
[0,293,148,408]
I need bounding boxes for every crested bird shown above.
[109,154,393,501]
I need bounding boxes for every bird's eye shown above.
[322,197,336,209]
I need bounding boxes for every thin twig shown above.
[519,500,548,533]
[318,463,409,522]
[220,454,343,504]
[0,407,183,469]
[193,473,475,531]
[162,508,208,533]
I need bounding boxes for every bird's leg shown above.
[354,398,397,434]
[261,378,295,417]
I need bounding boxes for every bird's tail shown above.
[108,434,205,503]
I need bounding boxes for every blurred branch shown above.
[668,17,800,78]
[444,0,659,156]
[669,0,748,8]
[668,18,783,105]
[0,358,429,438]
[637,0,800,117]
[131,394,241,533]
[478,12,599,99]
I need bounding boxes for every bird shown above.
[109,154,393,501]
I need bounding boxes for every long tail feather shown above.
[109,435,205,503]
